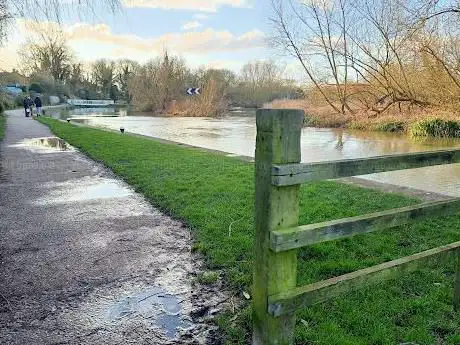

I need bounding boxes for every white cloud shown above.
[60,22,265,54]
[122,0,250,12]
[0,19,266,70]
[0,46,21,71]
[193,13,209,20]
[206,59,245,71]
[0,24,27,71]
[182,21,202,30]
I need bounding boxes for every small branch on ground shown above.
[228,218,244,237]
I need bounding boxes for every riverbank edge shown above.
[267,100,460,138]
[37,117,460,345]
[46,116,255,162]
[40,115,455,202]
[314,115,460,138]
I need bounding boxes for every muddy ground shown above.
[0,110,227,345]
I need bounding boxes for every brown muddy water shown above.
[51,107,460,197]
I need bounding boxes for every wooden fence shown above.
[253,109,460,345]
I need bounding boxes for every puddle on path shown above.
[32,137,68,150]
[10,137,73,153]
[33,177,134,205]
[106,286,192,339]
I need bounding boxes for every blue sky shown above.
[108,0,270,37]
[0,0,300,75]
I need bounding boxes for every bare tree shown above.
[67,63,84,89]
[116,59,139,103]
[271,0,460,117]
[187,70,230,116]
[236,60,293,106]
[10,0,120,22]
[19,27,73,82]
[271,0,353,115]
[414,0,460,21]
[240,60,284,91]
[1,0,120,45]
[128,52,190,112]
[0,0,10,45]
[91,59,116,100]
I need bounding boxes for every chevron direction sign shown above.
[186,87,201,95]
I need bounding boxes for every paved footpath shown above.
[0,109,216,344]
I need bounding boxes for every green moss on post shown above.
[253,109,304,345]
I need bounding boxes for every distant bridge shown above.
[67,99,114,107]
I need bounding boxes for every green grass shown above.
[197,271,220,284]
[410,118,460,138]
[39,117,460,344]
[375,121,406,133]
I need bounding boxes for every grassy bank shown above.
[268,99,460,138]
[39,117,460,344]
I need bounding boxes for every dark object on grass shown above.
[120,127,125,133]
[67,118,71,123]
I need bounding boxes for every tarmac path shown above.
[0,109,216,345]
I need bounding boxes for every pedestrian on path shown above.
[34,96,42,116]
[23,96,33,117]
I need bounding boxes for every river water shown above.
[50,107,460,197]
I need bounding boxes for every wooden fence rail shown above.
[270,198,460,252]
[272,149,460,186]
[253,109,460,345]
[268,241,460,317]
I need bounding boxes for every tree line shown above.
[271,0,460,120]
[13,26,298,116]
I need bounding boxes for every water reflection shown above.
[57,107,128,118]
[48,108,460,196]
[106,286,191,339]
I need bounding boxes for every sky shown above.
[0,0,301,77]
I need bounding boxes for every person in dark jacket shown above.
[24,96,33,117]
[34,96,42,116]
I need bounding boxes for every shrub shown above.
[15,95,24,107]
[375,121,406,133]
[409,118,460,138]
[0,93,14,111]
[29,83,43,93]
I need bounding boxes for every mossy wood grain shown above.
[271,198,460,252]
[253,109,304,345]
[272,149,460,186]
[268,241,460,317]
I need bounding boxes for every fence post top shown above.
[256,108,304,132]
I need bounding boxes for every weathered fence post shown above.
[253,109,304,345]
